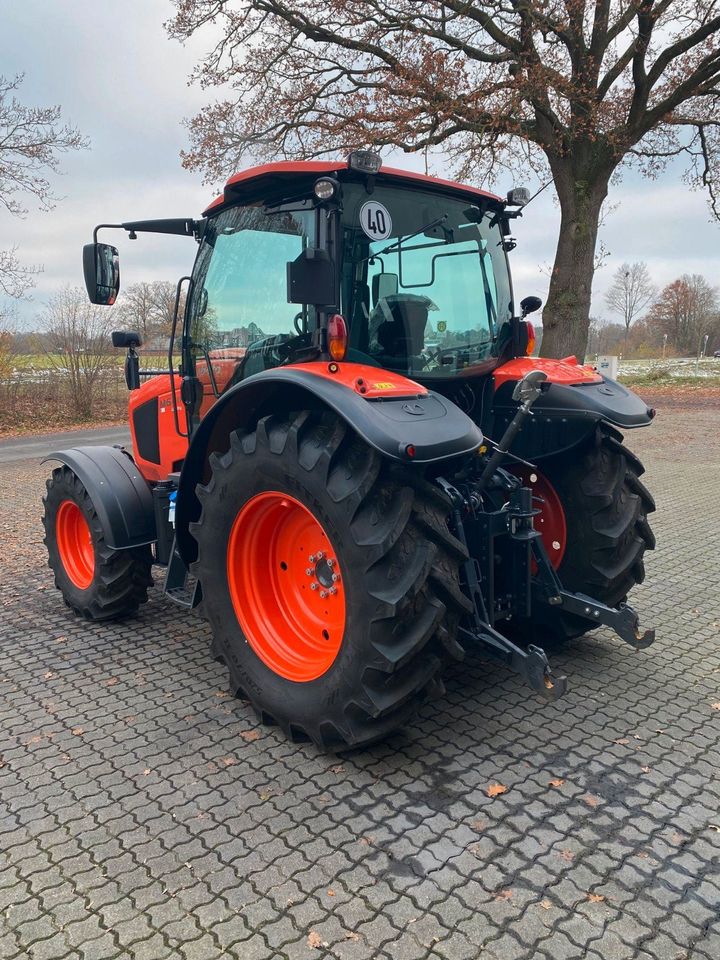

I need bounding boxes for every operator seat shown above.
[372,294,434,366]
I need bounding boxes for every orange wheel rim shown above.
[226,491,345,682]
[512,468,567,570]
[56,500,95,589]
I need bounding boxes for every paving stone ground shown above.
[1,404,719,960]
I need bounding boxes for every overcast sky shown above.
[2,0,720,330]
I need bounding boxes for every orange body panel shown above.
[493,356,602,390]
[283,360,428,398]
[196,349,246,418]
[203,161,502,215]
[128,375,189,483]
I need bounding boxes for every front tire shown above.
[190,410,470,751]
[43,466,153,621]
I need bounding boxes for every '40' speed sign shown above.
[359,201,392,241]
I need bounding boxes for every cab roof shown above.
[202,161,504,216]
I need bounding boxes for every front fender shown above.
[175,363,483,563]
[43,446,156,549]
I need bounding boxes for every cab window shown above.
[189,204,316,413]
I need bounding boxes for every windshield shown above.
[340,183,513,377]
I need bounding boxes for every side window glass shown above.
[190,207,314,416]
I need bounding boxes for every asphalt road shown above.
[0,425,131,464]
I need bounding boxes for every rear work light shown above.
[327,314,348,361]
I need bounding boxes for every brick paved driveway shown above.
[1,406,718,960]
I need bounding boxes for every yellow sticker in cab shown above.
[372,382,396,390]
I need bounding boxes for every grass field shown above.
[1,352,718,438]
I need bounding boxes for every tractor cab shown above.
[82,152,540,452]
[184,153,534,416]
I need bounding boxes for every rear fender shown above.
[175,363,483,563]
[490,358,654,461]
[43,446,156,549]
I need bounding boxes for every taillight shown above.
[327,314,348,361]
[524,320,536,356]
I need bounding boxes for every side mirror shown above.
[287,248,336,307]
[111,330,142,348]
[371,272,399,306]
[83,242,120,305]
[111,330,142,391]
[520,295,542,317]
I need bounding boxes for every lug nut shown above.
[329,587,337,595]
[331,573,339,582]
[320,590,328,599]
[316,551,324,560]
[306,568,313,576]
[327,558,335,568]
[309,554,315,563]
[310,583,318,591]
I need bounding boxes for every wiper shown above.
[357,215,449,263]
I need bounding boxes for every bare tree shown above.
[646,274,720,353]
[116,280,182,344]
[0,74,87,302]
[168,1,720,359]
[604,262,655,353]
[0,247,39,300]
[0,314,16,381]
[41,288,117,420]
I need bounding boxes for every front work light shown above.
[313,177,338,201]
[347,150,382,174]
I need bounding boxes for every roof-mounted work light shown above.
[506,187,530,207]
[347,150,382,174]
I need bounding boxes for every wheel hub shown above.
[312,556,338,590]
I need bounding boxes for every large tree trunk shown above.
[540,159,611,360]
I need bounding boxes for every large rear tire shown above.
[515,423,656,641]
[43,466,153,621]
[190,410,470,751]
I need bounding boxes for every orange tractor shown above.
[42,153,655,750]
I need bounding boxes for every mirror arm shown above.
[93,219,201,243]
[125,345,141,391]
[93,223,124,243]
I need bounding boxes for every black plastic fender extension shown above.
[490,377,654,461]
[174,367,483,564]
[43,446,156,549]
